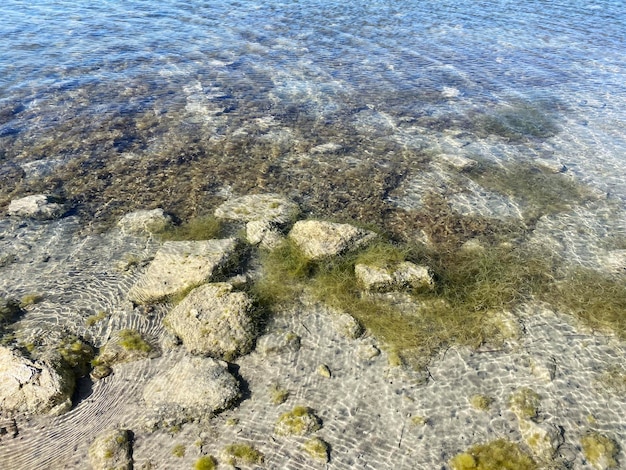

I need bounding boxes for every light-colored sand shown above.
[0,214,624,469]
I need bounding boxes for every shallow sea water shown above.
[1,0,626,469]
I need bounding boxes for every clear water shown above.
[1,0,626,226]
[1,1,626,469]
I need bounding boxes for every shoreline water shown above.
[1,1,626,468]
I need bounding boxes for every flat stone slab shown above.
[117,208,171,234]
[165,283,256,360]
[355,261,434,292]
[288,220,377,260]
[143,355,240,417]
[8,194,65,220]
[214,193,300,224]
[88,429,133,470]
[0,347,74,416]
[128,238,238,304]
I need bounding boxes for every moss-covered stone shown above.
[470,394,494,411]
[303,437,330,462]
[275,405,322,436]
[509,387,541,420]
[193,456,217,470]
[221,443,264,466]
[580,432,620,469]
[449,438,537,470]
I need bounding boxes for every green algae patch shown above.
[509,387,541,420]
[472,100,560,142]
[19,293,44,308]
[221,443,264,466]
[275,406,322,436]
[118,329,153,353]
[268,383,290,405]
[450,439,537,470]
[580,432,620,469]
[194,455,218,470]
[85,310,109,327]
[57,335,96,378]
[171,444,185,458]
[156,215,223,241]
[598,365,626,395]
[303,437,330,462]
[470,394,494,411]
[252,239,313,306]
[466,161,592,222]
[543,268,626,339]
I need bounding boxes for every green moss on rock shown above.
[303,437,330,462]
[275,405,322,436]
[449,438,537,470]
[221,443,264,466]
[580,432,619,469]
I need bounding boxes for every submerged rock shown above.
[165,283,256,360]
[288,220,377,260]
[7,194,65,220]
[256,330,301,356]
[245,219,284,249]
[274,405,322,436]
[92,329,159,379]
[0,346,75,416]
[88,428,133,470]
[143,355,240,418]
[215,193,300,224]
[355,261,433,292]
[128,238,238,304]
[117,208,171,235]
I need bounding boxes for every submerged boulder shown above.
[8,194,65,220]
[143,355,240,418]
[117,208,171,235]
[355,261,434,292]
[88,428,133,470]
[165,283,256,360]
[288,220,377,260]
[128,238,238,304]
[0,346,74,416]
[215,193,300,224]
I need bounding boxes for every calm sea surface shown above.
[1,0,625,223]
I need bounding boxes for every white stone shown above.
[355,262,433,292]
[117,208,171,234]
[143,355,240,416]
[256,331,301,356]
[8,195,64,220]
[128,238,238,304]
[354,264,394,291]
[215,193,300,224]
[165,283,256,360]
[246,219,284,248]
[88,429,132,470]
[0,347,74,416]
[331,312,363,339]
[289,220,377,260]
[394,262,434,290]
